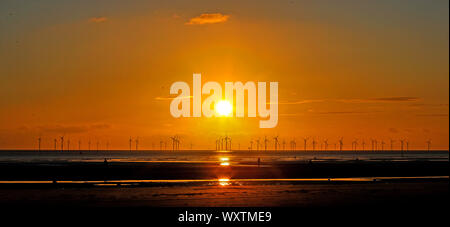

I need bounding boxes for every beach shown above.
[0,150,447,208]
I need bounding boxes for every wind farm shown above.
[0,0,448,223]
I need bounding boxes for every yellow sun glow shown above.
[215,100,233,116]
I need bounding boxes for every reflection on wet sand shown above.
[0,176,447,186]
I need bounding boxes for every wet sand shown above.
[0,180,447,208]
[0,159,447,180]
[0,150,447,210]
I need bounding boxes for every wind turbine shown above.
[215,138,220,151]
[170,136,177,151]
[224,136,229,150]
[135,137,139,151]
[312,138,317,151]
[324,139,329,151]
[273,136,279,151]
[303,137,308,151]
[338,138,344,152]
[352,139,358,151]
[54,138,57,151]
[291,139,295,151]
[362,140,366,151]
[250,140,254,151]
[37,136,41,152]
[264,136,269,151]
[282,139,286,151]
[371,139,375,152]
[400,139,404,157]
[406,140,409,152]
[78,140,81,151]
[400,139,404,152]
[129,137,132,152]
[60,136,64,152]
[256,138,261,151]
[67,139,70,151]
[381,141,385,151]
[390,139,395,151]
[371,139,378,151]
[426,139,431,152]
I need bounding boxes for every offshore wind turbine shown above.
[37,136,41,152]
[60,136,64,152]
[426,139,431,152]
[371,139,375,152]
[371,139,378,151]
[381,141,385,151]
[250,140,254,151]
[135,137,139,151]
[273,136,279,151]
[54,138,57,151]
[338,137,343,152]
[290,139,296,151]
[399,139,405,157]
[303,137,308,151]
[400,139,404,152]
[176,136,181,150]
[129,137,132,152]
[352,139,358,151]
[170,136,177,151]
[324,139,329,151]
[406,140,409,151]
[362,140,366,151]
[256,138,261,151]
[215,138,219,151]
[282,139,286,151]
[224,136,229,151]
[312,138,316,151]
[390,139,395,151]
[264,136,269,151]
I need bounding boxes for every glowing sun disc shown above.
[215,100,232,116]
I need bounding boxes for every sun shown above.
[215,100,233,117]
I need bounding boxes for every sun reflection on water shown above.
[218,178,230,186]
[219,156,231,166]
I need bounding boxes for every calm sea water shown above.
[0,150,447,163]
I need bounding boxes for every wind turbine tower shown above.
[426,139,431,152]
[338,138,344,152]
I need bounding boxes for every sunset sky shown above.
[0,0,448,150]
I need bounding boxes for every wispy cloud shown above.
[154,96,192,101]
[186,13,230,25]
[277,99,325,105]
[416,113,449,117]
[338,97,421,103]
[89,17,108,23]
[37,124,111,134]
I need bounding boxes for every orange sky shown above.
[0,0,448,150]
